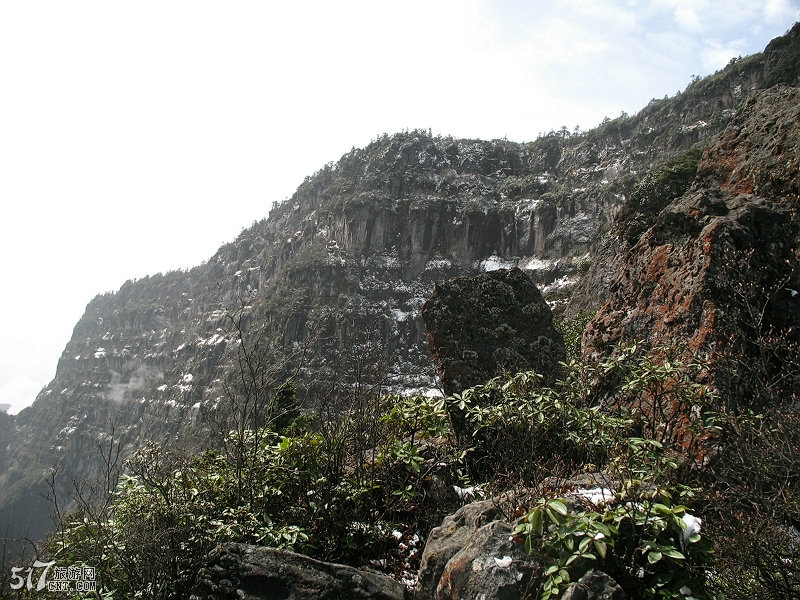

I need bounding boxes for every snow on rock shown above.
[479,254,517,272]
[519,256,556,271]
[453,485,483,500]
[424,258,452,271]
[576,487,615,506]
[391,308,415,322]
[543,275,577,294]
[199,331,226,346]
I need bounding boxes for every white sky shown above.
[1,0,798,414]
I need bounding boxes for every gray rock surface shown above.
[416,498,508,599]
[191,543,407,600]
[561,571,628,600]
[416,496,539,600]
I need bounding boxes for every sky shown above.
[1,0,798,414]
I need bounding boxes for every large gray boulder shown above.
[422,268,565,398]
[422,268,565,437]
[416,497,539,600]
[191,543,407,600]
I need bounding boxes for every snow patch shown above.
[543,275,577,294]
[453,485,483,500]
[391,308,415,322]
[681,120,708,133]
[480,254,516,272]
[201,332,226,346]
[576,487,615,506]
[206,309,227,322]
[424,258,452,271]
[519,256,556,271]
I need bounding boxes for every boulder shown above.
[422,268,565,434]
[416,497,539,600]
[191,543,407,600]
[416,498,507,598]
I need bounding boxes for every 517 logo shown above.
[9,561,96,593]
[9,561,56,592]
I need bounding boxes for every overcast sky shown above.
[1,0,798,414]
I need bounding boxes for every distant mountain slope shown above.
[1,22,798,548]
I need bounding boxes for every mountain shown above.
[2,23,799,550]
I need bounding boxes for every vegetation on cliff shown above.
[2,21,800,600]
[29,314,798,599]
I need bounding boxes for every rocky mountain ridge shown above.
[1,22,799,549]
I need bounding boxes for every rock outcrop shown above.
[416,485,631,600]
[422,268,565,397]
[191,543,407,600]
[583,84,800,407]
[3,23,800,552]
[416,497,538,600]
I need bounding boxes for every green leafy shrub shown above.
[455,369,621,487]
[514,489,713,599]
[453,343,716,490]
[47,389,463,597]
[45,331,793,599]
[554,310,596,361]
[616,146,704,245]
[511,410,716,599]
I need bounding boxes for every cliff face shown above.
[2,23,799,546]
[583,84,800,409]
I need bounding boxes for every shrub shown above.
[46,336,789,598]
[616,147,704,245]
[514,489,713,599]
[554,310,596,361]
[699,407,800,599]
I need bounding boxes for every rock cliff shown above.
[583,84,800,410]
[1,22,799,552]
